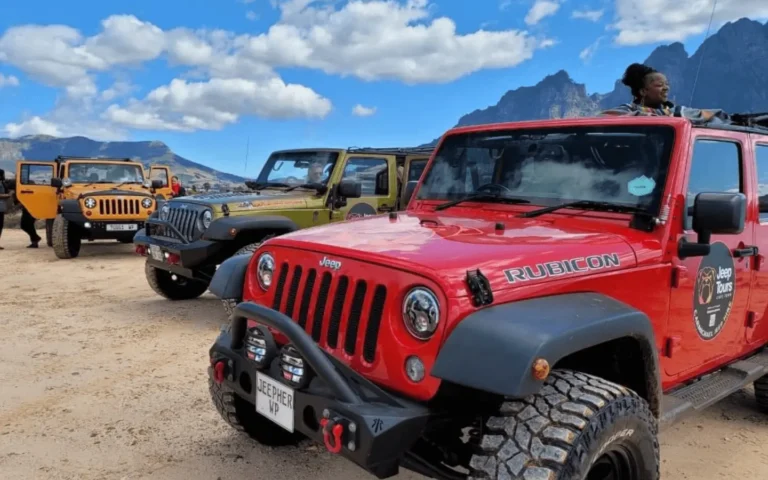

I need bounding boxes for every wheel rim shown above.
[587,445,640,480]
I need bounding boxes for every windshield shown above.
[255,151,339,186]
[416,125,675,214]
[67,163,145,184]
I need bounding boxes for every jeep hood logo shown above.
[319,256,342,270]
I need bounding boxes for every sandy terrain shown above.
[1,228,768,480]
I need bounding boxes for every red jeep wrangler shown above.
[206,114,768,480]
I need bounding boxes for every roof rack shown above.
[726,112,768,131]
[346,146,434,155]
[55,155,134,162]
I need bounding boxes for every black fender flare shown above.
[58,199,86,223]
[202,215,300,241]
[208,254,253,300]
[431,292,660,412]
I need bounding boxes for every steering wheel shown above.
[475,183,513,194]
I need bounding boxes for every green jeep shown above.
[133,147,432,312]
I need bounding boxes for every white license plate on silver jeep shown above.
[149,245,163,261]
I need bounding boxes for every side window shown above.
[755,144,768,222]
[151,168,169,187]
[685,139,742,229]
[342,157,389,196]
[408,159,427,182]
[20,164,54,186]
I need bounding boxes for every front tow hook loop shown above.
[320,418,344,454]
[213,361,225,384]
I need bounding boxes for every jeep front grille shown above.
[271,262,388,363]
[98,198,142,216]
[165,206,201,242]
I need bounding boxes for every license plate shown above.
[149,245,163,261]
[255,372,294,432]
[106,224,138,232]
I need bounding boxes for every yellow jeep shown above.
[15,156,173,259]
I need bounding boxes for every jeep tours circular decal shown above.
[693,242,735,340]
[346,202,377,220]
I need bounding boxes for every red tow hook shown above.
[213,360,226,384]
[319,418,344,454]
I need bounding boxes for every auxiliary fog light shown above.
[405,356,426,383]
[244,326,276,369]
[84,222,92,229]
[279,345,312,388]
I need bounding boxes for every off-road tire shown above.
[468,370,659,480]
[144,262,210,300]
[755,375,768,412]
[220,237,274,316]
[45,219,54,247]
[208,373,302,446]
[52,214,81,259]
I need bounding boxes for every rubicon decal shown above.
[504,253,622,283]
[693,242,735,340]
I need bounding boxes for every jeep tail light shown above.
[135,245,147,256]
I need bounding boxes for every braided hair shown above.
[621,63,658,103]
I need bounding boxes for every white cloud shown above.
[572,9,604,22]
[0,1,553,137]
[352,104,376,116]
[612,0,768,46]
[525,0,560,26]
[104,77,332,132]
[0,73,19,87]
[246,11,259,20]
[579,37,603,63]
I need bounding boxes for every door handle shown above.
[733,245,758,258]
[20,190,33,194]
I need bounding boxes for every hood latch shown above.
[466,269,493,307]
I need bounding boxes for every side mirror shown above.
[51,178,63,188]
[151,179,164,189]
[679,192,746,258]
[402,180,418,207]
[338,178,361,198]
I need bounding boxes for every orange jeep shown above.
[16,156,173,259]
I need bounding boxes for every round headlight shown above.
[160,203,170,220]
[84,197,96,209]
[141,198,153,209]
[202,210,212,229]
[402,287,440,340]
[256,253,275,290]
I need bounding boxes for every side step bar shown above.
[660,348,768,429]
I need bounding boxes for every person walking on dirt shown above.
[19,205,41,248]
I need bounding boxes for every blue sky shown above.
[1,0,766,179]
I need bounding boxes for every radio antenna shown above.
[689,0,719,105]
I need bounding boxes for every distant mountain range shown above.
[422,17,768,145]
[3,17,766,187]
[0,135,246,189]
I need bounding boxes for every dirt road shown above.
[1,228,767,479]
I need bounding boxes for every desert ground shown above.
[1,228,768,480]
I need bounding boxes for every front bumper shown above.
[208,302,432,479]
[133,218,221,276]
[63,211,147,239]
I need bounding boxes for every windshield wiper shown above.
[245,181,290,191]
[434,192,530,211]
[283,182,326,192]
[519,200,652,218]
